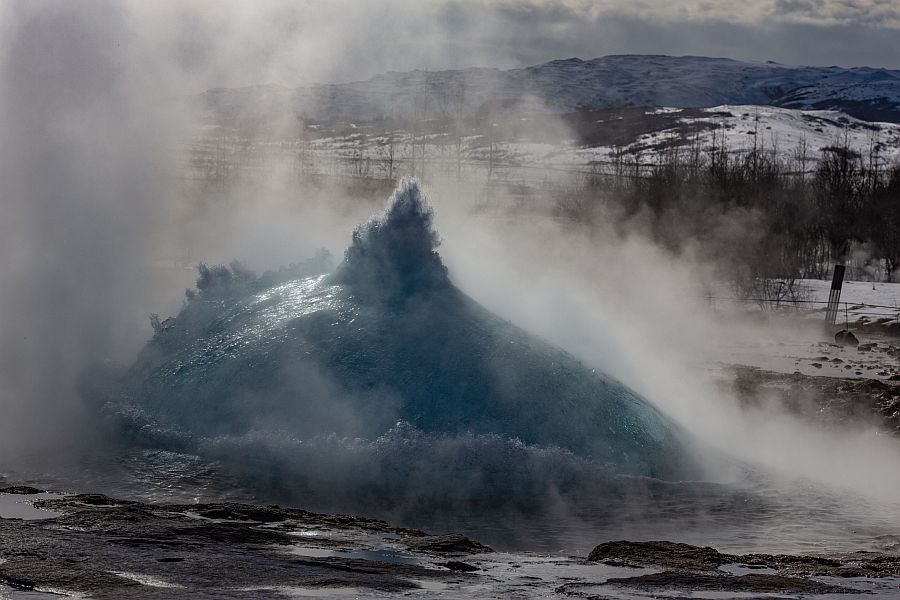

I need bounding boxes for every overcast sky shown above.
[4,0,900,90]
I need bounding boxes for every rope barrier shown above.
[700,296,900,311]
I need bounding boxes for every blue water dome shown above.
[121,179,699,490]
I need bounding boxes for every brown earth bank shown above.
[725,364,900,433]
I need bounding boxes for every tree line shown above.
[555,134,900,284]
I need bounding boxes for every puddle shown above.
[688,593,793,599]
[0,493,65,521]
[286,529,331,539]
[344,548,420,565]
[289,546,341,558]
[235,585,373,598]
[0,585,65,599]
[290,545,421,565]
[109,572,183,588]
[719,563,777,576]
[294,530,325,537]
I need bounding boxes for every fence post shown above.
[824,264,846,329]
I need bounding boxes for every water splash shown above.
[106,179,700,512]
[330,177,448,300]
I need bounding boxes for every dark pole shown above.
[824,264,846,329]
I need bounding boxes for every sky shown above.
[2,1,897,93]
[110,0,900,90]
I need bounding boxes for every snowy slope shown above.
[776,80,900,122]
[799,279,900,326]
[200,55,900,125]
[243,105,900,177]
[610,105,900,166]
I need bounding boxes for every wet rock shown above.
[0,486,44,495]
[38,496,424,537]
[405,534,493,555]
[588,540,900,581]
[191,504,291,523]
[588,540,735,571]
[36,493,139,507]
[443,561,479,572]
[605,571,853,594]
[835,330,859,347]
[0,494,471,598]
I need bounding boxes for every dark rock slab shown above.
[443,561,480,572]
[0,486,45,495]
[605,571,854,594]
[588,539,900,594]
[743,550,900,578]
[405,533,494,555]
[0,494,474,599]
[588,540,735,571]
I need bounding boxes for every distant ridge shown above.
[200,54,900,124]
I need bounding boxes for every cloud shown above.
[770,0,900,27]
[100,0,900,90]
[0,0,193,456]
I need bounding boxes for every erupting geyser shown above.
[109,179,699,508]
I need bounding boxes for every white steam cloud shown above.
[1,1,899,554]
[0,1,187,456]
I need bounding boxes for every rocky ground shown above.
[3,487,900,598]
[723,342,900,434]
[586,539,900,594]
[0,488,489,599]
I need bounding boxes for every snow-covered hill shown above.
[200,55,900,125]
[184,103,900,190]
[608,105,900,165]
